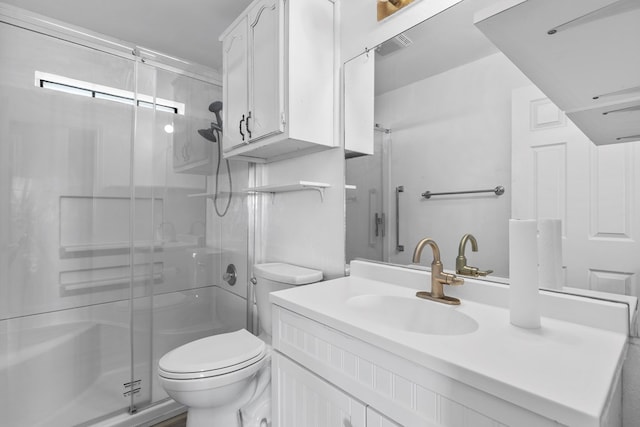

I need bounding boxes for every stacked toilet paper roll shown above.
[509,219,541,329]
[538,219,563,290]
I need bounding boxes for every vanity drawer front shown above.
[367,407,402,427]
[273,351,366,427]
[272,306,566,427]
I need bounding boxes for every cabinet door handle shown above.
[246,111,252,139]
[239,114,245,141]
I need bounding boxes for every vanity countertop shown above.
[270,260,630,427]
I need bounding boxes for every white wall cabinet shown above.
[475,0,640,145]
[344,50,375,157]
[220,0,335,163]
[220,14,249,153]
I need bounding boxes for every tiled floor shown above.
[151,412,187,427]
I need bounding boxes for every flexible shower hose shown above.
[212,126,232,217]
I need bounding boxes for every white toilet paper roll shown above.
[538,219,563,290]
[509,219,541,329]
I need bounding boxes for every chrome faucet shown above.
[455,234,493,277]
[412,238,464,305]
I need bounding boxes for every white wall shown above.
[259,148,346,279]
[206,160,251,300]
[376,52,531,276]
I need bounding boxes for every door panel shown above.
[273,352,366,427]
[512,85,640,296]
[248,0,283,142]
[222,17,249,152]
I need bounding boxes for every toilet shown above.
[158,262,323,427]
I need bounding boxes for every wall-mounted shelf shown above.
[245,181,331,202]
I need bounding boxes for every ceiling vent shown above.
[376,33,413,56]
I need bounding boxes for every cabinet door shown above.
[344,51,375,156]
[273,352,366,427]
[247,0,284,142]
[367,408,402,427]
[222,16,249,153]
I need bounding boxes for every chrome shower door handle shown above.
[396,186,404,252]
[374,213,385,237]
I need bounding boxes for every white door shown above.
[272,352,366,427]
[222,16,248,152]
[512,85,640,297]
[247,0,283,142]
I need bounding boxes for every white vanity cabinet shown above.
[270,261,628,427]
[219,0,335,163]
[272,307,561,427]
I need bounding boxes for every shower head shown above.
[197,122,222,142]
[198,128,217,142]
[209,101,223,129]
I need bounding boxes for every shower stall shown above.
[0,5,250,426]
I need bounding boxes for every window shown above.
[35,71,184,115]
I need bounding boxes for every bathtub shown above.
[0,286,246,426]
[1,321,101,426]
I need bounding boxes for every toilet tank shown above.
[253,263,323,340]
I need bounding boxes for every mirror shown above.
[345,0,640,300]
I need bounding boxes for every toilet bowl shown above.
[158,263,322,427]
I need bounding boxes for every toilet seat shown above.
[158,329,266,380]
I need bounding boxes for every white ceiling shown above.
[375,0,499,95]
[3,0,499,89]
[1,0,253,72]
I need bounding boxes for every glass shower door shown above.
[0,13,251,426]
[0,20,139,426]
[345,129,389,263]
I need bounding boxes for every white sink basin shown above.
[346,294,479,335]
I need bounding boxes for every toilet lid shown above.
[158,329,266,380]
[254,263,323,285]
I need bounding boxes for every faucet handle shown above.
[441,271,464,286]
[458,265,493,277]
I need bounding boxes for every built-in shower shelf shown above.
[244,181,331,202]
[59,240,195,258]
[61,273,164,294]
[192,246,225,256]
